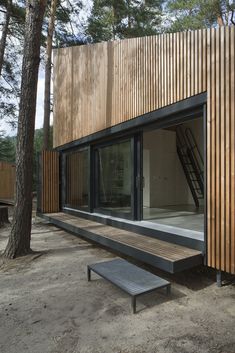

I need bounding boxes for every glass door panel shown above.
[65,149,89,210]
[95,139,132,218]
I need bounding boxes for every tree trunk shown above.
[217,16,224,26]
[43,0,57,150]
[3,0,47,259]
[0,0,12,77]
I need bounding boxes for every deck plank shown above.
[43,212,202,273]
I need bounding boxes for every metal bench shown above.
[87,258,171,314]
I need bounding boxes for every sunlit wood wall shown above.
[53,29,209,147]
[0,161,15,200]
[53,27,235,274]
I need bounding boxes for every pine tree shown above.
[87,0,164,43]
[43,1,85,150]
[0,131,16,162]
[0,1,25,125]
[166,0,235,32]
[0,0,12,77]
[4,0,47,259]
[43,0,58,150]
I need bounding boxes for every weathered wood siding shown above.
[207,27,235,275]
[39,150,59,213]
[53,30,209,146]
[0,161,15,200]
[53,27,235,274]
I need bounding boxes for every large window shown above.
[95,140,132,217]
[65,149,89,210]
[62,136,139,220]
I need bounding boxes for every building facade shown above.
[39,26,235,276]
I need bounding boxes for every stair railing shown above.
[176,125,204,207]
[185,127,204,177]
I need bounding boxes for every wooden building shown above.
[0,161,15,204]
[39,26,235,280]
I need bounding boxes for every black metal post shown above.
[203,103,207,263]
[131,296,136,314]
[216,270,222,287]
[87,267,91,281]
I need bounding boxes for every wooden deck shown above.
[41,212,203,273]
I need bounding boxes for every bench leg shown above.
[131,296,136,314]
[87,267,91,281]
[166,284,171,296]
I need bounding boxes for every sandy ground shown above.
[0,215,235,353]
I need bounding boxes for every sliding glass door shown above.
[94,139,134,219]
[62,134,142,220]
[64,149,89,210]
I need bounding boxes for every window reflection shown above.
[65,149,88,209]
[96,140,132,215]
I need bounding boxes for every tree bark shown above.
[0,0,12,77]
[3,0,47,259]
[217,16,224,26]
[43,0,57,150]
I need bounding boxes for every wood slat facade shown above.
[0,161,15,201]
[39,150,60,213]
[53,29,210,146]
[52,27,235,274]
[42,212,203,273]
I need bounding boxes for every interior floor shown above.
[143,205,204,233]
[96,207,131,214]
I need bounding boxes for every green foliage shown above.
[166,0,235,31]
[0,131,16,162]
[86,0,115,42]
[0,1,25,126]
[87,0,164,43]
[0,127,54,191]
[53,1,85,47]
[0,1,85,133]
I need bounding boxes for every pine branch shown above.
[58,2,76,38]
[1,74,19,97]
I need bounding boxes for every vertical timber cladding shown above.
[207,27,235,275]
[53,27,235,274]
[0,161,15,200]
[41,150,59,213]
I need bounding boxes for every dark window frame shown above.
[93,136,137,220]
[59,94,207,241]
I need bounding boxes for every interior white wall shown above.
[143,129,191,207]
[143,117,204,208]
